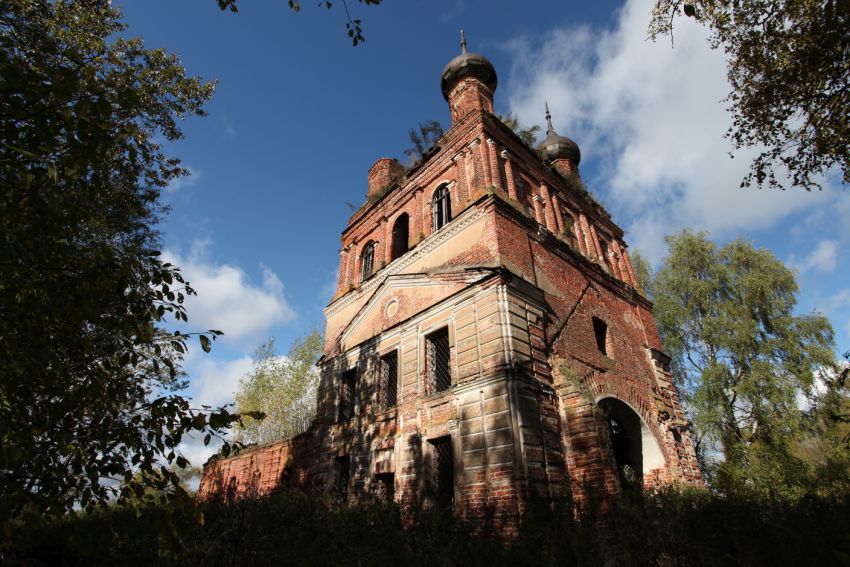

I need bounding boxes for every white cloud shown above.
[504,0,833,261]
[221,115,237,139]
[789,240,839,274]
[817,289,850,314]
[166,166,201,193]
[178,431,228,474]
[188,353,253,408]
[163,240,296,345]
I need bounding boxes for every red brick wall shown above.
[199,96,701,532]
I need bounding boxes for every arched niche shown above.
[391,213,409,260]
[596,396,665,490]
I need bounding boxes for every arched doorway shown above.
[392,213,409,260]
[597,397,665,491]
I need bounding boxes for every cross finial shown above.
[460,29,468,54]
[545,101,555,133]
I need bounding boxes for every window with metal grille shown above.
[338,369,357,422]
[381,351,398,409]
[432,185,452,231]
[334,455,350,500]
[426,327,451,393]
[592,317,608,356]
[430,436,454,507]
[361,241,375,282]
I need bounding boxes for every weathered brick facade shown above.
[199,37,701,529]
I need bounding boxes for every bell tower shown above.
[200,32,703,530]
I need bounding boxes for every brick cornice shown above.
[489,194,653,312]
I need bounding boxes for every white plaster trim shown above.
[325,205,487,317]
[497,285,515,368]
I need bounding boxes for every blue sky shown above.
[117,0,849,464]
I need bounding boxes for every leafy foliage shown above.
[234,332,324,445]
[649,231,842,496]
[629,249,653,297]
[215,0,383,46]
[404,120,444,164]
[0,0,241,522]
[649,0,850,190]
[497,112,542,147]
[7,488,850,566]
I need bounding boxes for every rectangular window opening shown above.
[334,455,350,500]
[430,436,454,508]
[375,472,395,503]
[426,328,451,393]
[338,369,357,422]
[592,317,608,356]
[381,352,398,409]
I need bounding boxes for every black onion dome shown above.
[537,103,581,164]
[440,31,498,101]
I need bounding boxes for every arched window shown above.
[361,242,375,282]
[432,184,452,231]
[391,214,409,260]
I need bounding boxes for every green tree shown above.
[235,331,324,445]
[798,350,850,496]
[404,120,444,164]
[497,113,542,147]
[649,0,850,191]
[650,230,837,496]
[628,249,653,297]
[0,1,242,521]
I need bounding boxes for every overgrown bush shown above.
[6,489,850,566]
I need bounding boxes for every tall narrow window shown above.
[592,317,608,356]
[361,242,375,282]
[561,209,574,235]
[381,351,398,409]
[334,455,350,500]
[432,184,452,231]
[375,472,395,503]
[430,436,454,507]
[391,214,409,260]
[515,178,533,217]
[599,239,612,271]
[426,327,451,393]
[338,369,357,422]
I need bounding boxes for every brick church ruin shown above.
[199,33,702,528]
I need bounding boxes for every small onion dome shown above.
[440,30,498,102]
[537,103,581,165]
